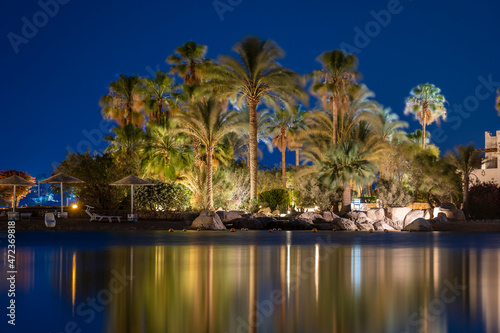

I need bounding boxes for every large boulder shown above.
[288,217,313,230]
[366,208,385,221]
[298,212,326,224]
[424,208,433,219]
[258,207,272,215]
[355,222,373,231]
[403,218,432,231]
[373,221,395,231]
[231,217,264,230]
[347,211,370,224]
[403,210,425,228]
[271,210,281,216]
[433,203,466,221]
[385,207,412,229]
[333,217,357,231]
[216,210,242,223]
[322,211,339,222]
[192,210,226,230]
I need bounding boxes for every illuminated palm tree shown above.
[312,140,376,211]
[100,74,144,127]
[311,49,358,145]
[445,144,483,216]
[140,123,192,180]
[104,124,145,173]
[140,71,178,124]
[404,83,447,149]
[207,36,307,199]
[269,107,294,189]
[167,41,210,86]
[173,98,241,210]
[287,105,309,166]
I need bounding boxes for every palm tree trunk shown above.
[295,149,299,166]
[332,100,338,146]
[193,137,201,167]
[206,146,214,210]
[422,113,427,149]
[463,175,470,217]
[341,185,351,212]
[248,100,259,199]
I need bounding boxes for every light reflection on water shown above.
[1,231,500,333]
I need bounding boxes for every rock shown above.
[403,210,425,228]
[355,222,373,231]
[424,208,433,219]
[403,218,432,231]
[314,223,337,230]
[258,207,272,214]
[432,214,448,223]
[252,212,269,218]
[347,211,369,223]
[373,221,395,231]
[333,217,357,231]
[366,208,385,221]
[298,212,326,224]
[255,217,277,229]
[231,217,263,230]
[433,205,465,221]
[436,202,457,209]
[216,207,224,211]
[322,211,339,222]
[288,217,313,230]
[191,210,226,230]
[216,210,242,223]
[385,207,412,229]
[271,210,281,216]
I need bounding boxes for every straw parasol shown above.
[40,173,84,213]
[0,175,36,212]
[0,196,10,207]
[110,175,153,215]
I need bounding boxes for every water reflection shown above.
[2,232,500,333]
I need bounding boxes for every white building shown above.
[471,130,500,184]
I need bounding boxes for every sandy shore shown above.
[1,216,500,232]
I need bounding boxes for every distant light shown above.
[72,204,78,209]
[259,205,262,208]
[280,214,286,217]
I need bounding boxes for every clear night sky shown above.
[1,0,499,178]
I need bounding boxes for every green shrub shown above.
[258,188,291,210]
[376,178,413,207]
[135,178,191,211]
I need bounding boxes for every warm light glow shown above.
[280,213,286,217]
[72,204,78,209]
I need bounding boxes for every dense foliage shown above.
[258,188,291,211]
[468,182,500,219]
[376,178,413,207]
[134,178,191,211]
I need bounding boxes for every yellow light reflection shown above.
[71,252,76,315]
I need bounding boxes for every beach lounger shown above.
[45,213,56,227]
[85,205,121,223]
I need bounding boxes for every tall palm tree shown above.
[311,49,358,146]
[269,107,294,189]
[173,98,241,210]
[167,41,210,86]
[314,140,376,211]
[100,74,144,127]
[287,105,309,166]
[140,71,178,124]
[207,36,307,199]
[445,144,483,216]
[404,83,447,149]
[140,123,192,180]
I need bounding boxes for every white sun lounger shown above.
[45,213,56,227]
[85,205,121,223]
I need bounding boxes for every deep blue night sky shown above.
[1,0,499,178]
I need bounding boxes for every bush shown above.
[468,182,500,219]
[135,178,191,211]
[258,188,291,210]
[376,178,413,207]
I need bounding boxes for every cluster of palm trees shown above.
[98,36,476,212]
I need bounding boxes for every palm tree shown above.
[173,98,241,210]
[167,41,210,86]
[104,124,145,173]
[207,36,307,199]
[404,83,447,149]
[140,71,178,124]
[100,74,144,127]
[269,107,294,189]
[445,144,483,216]
[311,49,358,145]
[287,105,309,166]
[306,140,376,211]
[140,123,192,180]
[496,88,500,116]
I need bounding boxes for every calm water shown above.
[2,231,500,333]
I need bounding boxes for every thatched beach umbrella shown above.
[0,175,35,212]
[110,175,153,215]
[40,173,84,214]
[0,196,10,207]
